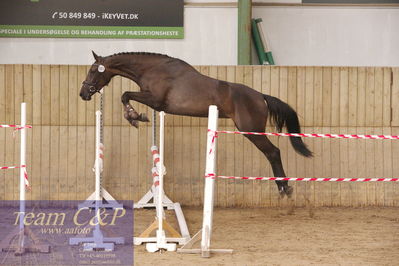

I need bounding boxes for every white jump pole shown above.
[19,103,26,235]
[201,105,218,256]
[178,105,232,257]
[146,112,177,252]
[78,91,122,210]
[134,111,190,248]
[157,111,165,241]
[1,103,50,255]
[69,109,124,251]
[95,111,101,204]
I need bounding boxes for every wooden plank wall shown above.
[0,65,398,207]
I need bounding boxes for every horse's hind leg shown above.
[245,134,293,197]
[231,105,292,197]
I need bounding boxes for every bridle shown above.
[81,63,106,95]
[82,80,102,95]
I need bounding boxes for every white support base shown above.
[134,236,188,246]
[1,227,50,255]
[177,229,233,257]
[145,230,177,252]
[133,201,190,246]
[69,227,124,252]
[79,187,123,209]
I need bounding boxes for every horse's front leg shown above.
[121,91,151,128]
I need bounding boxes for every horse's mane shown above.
[108,52,171,59]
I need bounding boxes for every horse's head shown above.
[80,51,115,101]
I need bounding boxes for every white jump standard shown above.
[134,111,190,252]
[178,105,233,257]
[0,103,50,255]
[69,94,124,251]
[79,91,122,210]
[78,110,122,210]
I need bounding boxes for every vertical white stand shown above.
[146,112,176,252]
[134,110,174,209]
[177,105,233,257]
[19,102,26,239]
[79,109,122,209]
[1,103,50,255]
[134,111,190,250]
[70,110,124,251]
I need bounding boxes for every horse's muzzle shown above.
[79,88,92,101]
[80,84,96,101]
[80,93,92,101]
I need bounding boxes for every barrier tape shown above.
[151,146,160,187]
[205,124,399,184]
[206,173,399,182]
[0,125,32,131]
[99,143,104,159]
[210,129,399,140]
[0,165,25,170]
[24,168,31,190]
[0,165,30,189]
[151,145,166,176]
[93,143,104,173]
[152,167,160,187]
[208,130,218,155]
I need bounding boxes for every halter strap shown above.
[82,80,102,94]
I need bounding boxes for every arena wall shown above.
[1,3,398,66]
[0,65,398,207]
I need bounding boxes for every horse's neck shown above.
[110,55,163,83]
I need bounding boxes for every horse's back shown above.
[142,56,267,119]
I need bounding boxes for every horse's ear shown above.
[92,51,100,61]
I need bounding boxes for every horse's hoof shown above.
[129,119,139,128]
[124,111,135,120]
[285,186,294,198]
[279,188,286,198]
[139,113,150,122]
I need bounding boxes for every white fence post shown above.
[134,111,190,249]
[77,108,122,210]
[19,103,26,232]
[201,105,219,257]
[156,111,167,246]
[177,105,232,257]
[95,110,101,203]
[146,111,178,252]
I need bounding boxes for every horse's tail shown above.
[263,94,313,157]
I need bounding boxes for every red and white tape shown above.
[206,127,399,183]
[0,165,25,170]
[152,167,159,187]
[98,143,104,172]
[206,173,399,182]
[99,143,104,159]
[0,125,32,131]
[211,129,399,140]
[151,146,161,187]
[151,146,161,168]
[93,143,104,173]
[24,168,30,189]
[0,165,30,188]
[151,145,166,176]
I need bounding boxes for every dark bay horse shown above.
[80,51,312,197]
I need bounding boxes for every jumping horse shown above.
[80,51,312,197]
